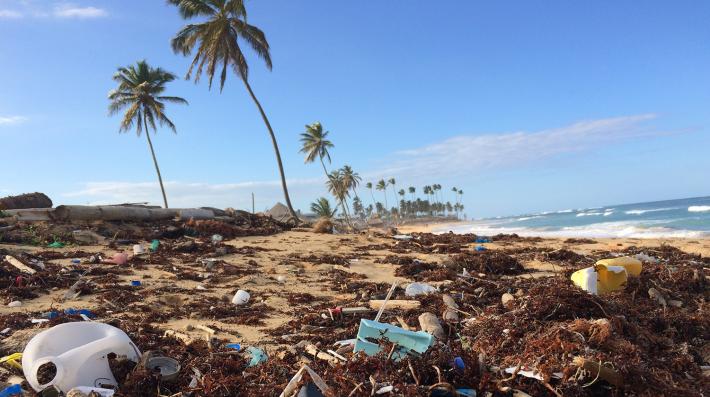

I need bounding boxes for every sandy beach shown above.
[0,218,707,395]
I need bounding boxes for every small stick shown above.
[374,282,397,322]
[408,361,420,385]
[347,382,364,397]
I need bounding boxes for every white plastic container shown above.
[22,322,141,393]
[132,244,145,255]
[232,290,250,305]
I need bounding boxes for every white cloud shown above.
[0,9,22,18]
[53,4,107,19]
[377,113,662,179]
[0,2,107,19]
[0,115,27,125]
[62,178,325,211]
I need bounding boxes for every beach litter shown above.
[570,256,642,294]
[21,322,140,393]
[353,319,434,361]
[404,282,437,296]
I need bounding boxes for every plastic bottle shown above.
[22,322,141,393]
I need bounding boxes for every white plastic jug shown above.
[22,322,141,393]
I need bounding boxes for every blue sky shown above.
[1,0,709,218]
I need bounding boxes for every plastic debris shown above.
[474,245,486,251]
[232,289,250,305]
[142,352,181,382]
[393,234,413,241]
[354,319,434,361]
[0,384,22,397]
[279,365,330,397]
[150,239,160,252]
[571,257,642,295]
[0,353,23,370]
[404,282,437,297]
[47,241,64,248]
[245,346,268,367]
[130,280,141,287]
[7,301,21,308]
[211,234,223,243]
[132,244,144,255]
[22,322,141,393]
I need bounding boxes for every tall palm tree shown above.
[299,122,333,177]
[376,179,388,210]
[169,0,298,219]
[365,182,376,207]
[408,186,416,201]
[310,197,337,218]
[108,60,187,209]
[398,189,406,217]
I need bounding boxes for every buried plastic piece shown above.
[404,282,437,297]
[142,352,181,382]
[474,245,486,251]
[430,388,476,397]
[21,322,140,393]
[353,319,434,361]
[571,257,641,295]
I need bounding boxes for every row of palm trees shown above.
[299,121,466,221]
[109,0,299,219]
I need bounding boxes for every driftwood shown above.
[573,356,623,386]
[50,205,215,222]
[368,300,420,311]
[0,192,52,210]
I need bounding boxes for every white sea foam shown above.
[576,212,602,217]
[625,207,678,215]
[517,215,543,221]
[436,220,708,239]
[688,205,710,213]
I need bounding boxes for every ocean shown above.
[439,196,710,238]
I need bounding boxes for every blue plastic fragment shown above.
[225,343,241,350]
[131,280,141,286]
[475,245,486,251]
[475,237,489,243]
[354,319,434,361]
[0,384,22,397]
[71,259,81,264]
[63,308,95,318]
[454,356,465,369]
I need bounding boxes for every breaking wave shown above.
[688,206,710,213]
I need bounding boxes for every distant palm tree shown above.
[376,179,388,210]
[108,60,187,209]
[388,178,397,210]
[341,165,361,199]
[365,182,376,208]
[299,122,334,177]
[169,0,298,219]
[310,197,337,218]
[326,170,351,222]
[398,189,406,217]
[408,186,416,201]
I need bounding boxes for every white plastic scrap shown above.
[376,385,394,394]
[404,282,437,297]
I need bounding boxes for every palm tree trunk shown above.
[319,157,329,178]
[144,113,169,209]
[369,189,376,207]
[242,78,299,220]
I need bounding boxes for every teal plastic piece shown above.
[245,346,267,367]
[353,319,434,361]
[150,240,160,252]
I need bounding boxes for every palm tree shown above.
[365,182,376,208]
[398,189,406,217]
[169,0,298,219]
[108,60,187,209]
[408,186,416,201]
[326,170,351,222]
[341,165,361,200]
[376,179,388,210]
[310,197,337,218]
[299,122,333,177]
[388,178,397,209]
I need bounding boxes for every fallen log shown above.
[0,193,52,210]
[51,205,215,222]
